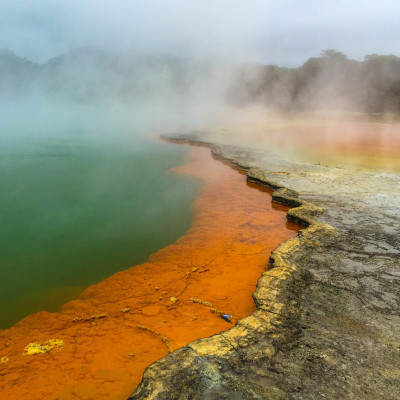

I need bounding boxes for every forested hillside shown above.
[230,50,400,113]
[1,48,400,112]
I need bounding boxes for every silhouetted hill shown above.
[229,50,400,113]
[1,47,400,112]
[0,49,39,96]
[0,47,193,102]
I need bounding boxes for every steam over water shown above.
[0,102,200,328]
[1,0,400,330]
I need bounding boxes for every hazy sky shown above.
[1,0,400,66]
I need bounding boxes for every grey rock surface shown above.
[129,131,400,400]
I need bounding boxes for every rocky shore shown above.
[129,131,400,399]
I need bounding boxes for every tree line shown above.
[1,47,400,113]
[229,50,400,113]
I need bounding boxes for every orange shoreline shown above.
[0,146,299,400]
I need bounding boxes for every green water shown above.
[0,103,200,328]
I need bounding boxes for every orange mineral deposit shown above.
[0,146,299,400]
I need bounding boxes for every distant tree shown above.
[320,49,348,61]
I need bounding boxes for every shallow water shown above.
[273,122,400,171]
[228,119,400,172]
[0,146,300,400]
[0,104,200,328]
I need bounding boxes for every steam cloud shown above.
[1,1,400,65]
[1,1,400,139]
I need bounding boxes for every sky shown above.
[0,0,400,66]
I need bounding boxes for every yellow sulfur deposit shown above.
[190,297,213,308]
[23,339,64,356]
[1,356,9,364]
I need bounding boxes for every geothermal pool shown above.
[274,121,400,171]
[0,145,299,400]
[0,109,200,328]
[215,117,400,171]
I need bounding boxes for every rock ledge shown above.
[129,132,400,400]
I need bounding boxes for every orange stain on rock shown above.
[0,146,299,400]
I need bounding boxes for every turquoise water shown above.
[0,103,200,328]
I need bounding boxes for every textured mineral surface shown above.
[130,131,400,400]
